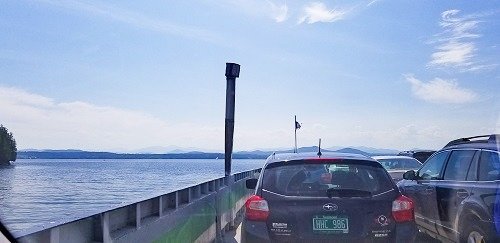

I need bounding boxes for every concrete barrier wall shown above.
[17,169,261,243]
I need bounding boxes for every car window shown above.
[466,152,480,181]
[262,162,393,197]
[478,151,500,181]
[379,160,395,170]
[413,152,436,163]
[378,159,405,170]
[443,150,476,181]
[403,159,421,169]
[417,151,450,180]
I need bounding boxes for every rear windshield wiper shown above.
[326,188,372,198]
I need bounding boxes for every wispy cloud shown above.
[34,0,220,43]
[0,86,224,151]
[296,0,378,25]
[405,74,477,104]
[430,41,475,67]
[214,0,288,23]
[428,9,494,71]
[267,0,288,22]
[298,2,348,24]
[366,0,381,7]
[352,123,448,150]
[215,1,374,25]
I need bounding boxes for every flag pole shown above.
[294,115,297,153]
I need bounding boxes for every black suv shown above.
[242,152,417,242]
[398,135,500,243]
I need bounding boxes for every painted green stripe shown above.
[220,183,247,212]
[153,183,250,243]
[153,203,215,243]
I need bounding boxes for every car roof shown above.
[372,155,419,160]
[442,134,499,151]
[443,142,500,151]
[264,152,375,165]
[399,150,436,154]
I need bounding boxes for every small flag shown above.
[295,121,301,130]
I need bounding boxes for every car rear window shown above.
[262,160,394,197]
[378,158,421,170]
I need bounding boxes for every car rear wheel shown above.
[462,224,488,243]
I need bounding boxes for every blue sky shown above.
[0,0,498,152]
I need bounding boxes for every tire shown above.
[461,223,489,243]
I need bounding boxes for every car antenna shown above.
[317,138,322,157]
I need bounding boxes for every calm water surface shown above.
[0,159,265,234]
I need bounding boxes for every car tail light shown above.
[392,195,414,222]
[245,195,269,221]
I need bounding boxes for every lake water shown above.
[0,159,266,235]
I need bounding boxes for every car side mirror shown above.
[246,178,258,189]
[403,170,417,180]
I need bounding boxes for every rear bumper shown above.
[242,219,417,243]
[241,220,271,243]
[394,221,418,242]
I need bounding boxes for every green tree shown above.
[0,125,17,165]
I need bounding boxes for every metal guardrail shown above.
[17,168,261,243]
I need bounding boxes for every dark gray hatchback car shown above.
[242,152,417,243]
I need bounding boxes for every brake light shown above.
[245,195,269,221]
[392,195,414,222]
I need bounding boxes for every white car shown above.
[372,156,422,182]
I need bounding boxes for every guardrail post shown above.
[229,175,236,229]
[175,191,179,208]
[159,195,164,217]
[215,182,222,242]
[136,203,141,229]
[102,212,112,243]
[49,227,59,243]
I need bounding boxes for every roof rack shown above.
[444,134,499,148]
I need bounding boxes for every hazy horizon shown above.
[17,144,427,154]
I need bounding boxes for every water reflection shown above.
[0,159,265,234]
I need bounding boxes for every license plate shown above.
[312,216,349,233]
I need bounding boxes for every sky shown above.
[0,0,499,152]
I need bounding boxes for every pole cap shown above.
[225,63,240,78]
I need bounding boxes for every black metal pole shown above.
[294,115,297,153]
[224,63,240,177]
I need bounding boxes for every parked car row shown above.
[242,134,499,243]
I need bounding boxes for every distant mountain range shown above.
[17,146,399,160]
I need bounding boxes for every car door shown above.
[472,150,500,236]
[435,149,477,240]
[410,151,450,233]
